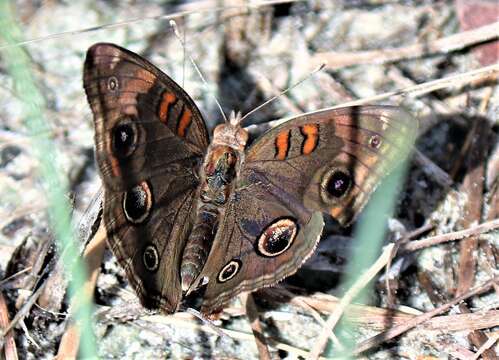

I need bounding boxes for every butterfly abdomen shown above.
[181,204,218,292]
[181,142,243,292]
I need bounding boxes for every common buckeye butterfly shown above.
[83,43,417,314]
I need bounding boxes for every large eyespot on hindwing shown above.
[217,260,241,283]
[111,117,138,158]
[256,218,298,257]
[143,244,159,272]
[320,168,353,201]
[123,181,152,224]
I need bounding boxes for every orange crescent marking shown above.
[177,108,192,138]
[110,156,121,177]
[301,124,319,155]
[106,136,121,177]
[275,130,290,160]
[158,92,176,125]
[330,206,343,218]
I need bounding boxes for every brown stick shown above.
[413,150,453,188]
[1,279,46,338]
[328,64,498,108]
[456,119,491,298]
[353,277,498,355]
[455,234,479,296]
[249,64,498,133]
[472,333,499,360]
[240,293,271,360]
[424,310,499,332]
[309,244,395,359]
[385,223,435,307]
[55,222,107,360]
[401,218,499,252]
[459,304,497,360]
[0,291,18,360]
[281,291,499,332]
[312,22,499,70]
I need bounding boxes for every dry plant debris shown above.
[0,1,498,359]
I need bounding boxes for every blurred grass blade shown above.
[325,163,409,358]
[0,2,96,357]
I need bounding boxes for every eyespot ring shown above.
[143,245,159,272]
[369,134,382,149]
[218,260,241,283]
[111,118,138,158]
[123,181,152,224]
[257,218,297,257]
[107,76,119,92]
[321,168,353,201]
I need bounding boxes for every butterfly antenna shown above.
[240,62,326,124]
[170,20,228,123]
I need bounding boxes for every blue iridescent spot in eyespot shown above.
[326,170,351,198]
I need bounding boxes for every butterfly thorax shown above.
[180,120,249,293]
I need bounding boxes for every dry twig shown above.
[306,215,499,358]
[240,293,271,360]
[385,223,435,307]
[312,22,499,70]
[325,64,498,109]
[309,244,395,359]
[257,64,498,132]
[0,279,46,340]
[472,332,499,360]
[413,150,454,188]
[56,222,106,359]
[0,291,18,360]
[142,311,328,359]
[459,304,498,360]
[354,277,498,355]
[271,288,344,349]
[401,218,499,252]
[456,120,490,296]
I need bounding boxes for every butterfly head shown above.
[212,111,248,151]
[228,110,242,126]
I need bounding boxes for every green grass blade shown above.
[0,3,97,358]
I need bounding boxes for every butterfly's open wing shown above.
[84,43,209,312]
[196,106,417,313]
[243,106,417,225]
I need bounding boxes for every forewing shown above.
[83,43,209,313]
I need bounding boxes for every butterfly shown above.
[83,43,417,314]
